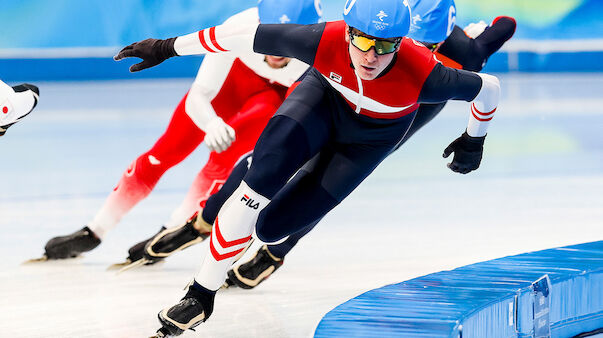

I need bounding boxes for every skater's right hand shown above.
[114,38,177,72]
[443,131,485,174]
[204,117,236,153]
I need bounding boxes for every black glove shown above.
[443,131,486,174]
[114,37,177,72]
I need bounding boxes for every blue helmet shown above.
[408,0,456,43]
[258,0,323,25]
[343,0,412,39]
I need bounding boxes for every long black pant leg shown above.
[202,154,252,224]
[256,142,394,242]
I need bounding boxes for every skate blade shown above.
[21,256,48,264]
[220,281,237,290]
[116,258,150,274]
[22,255,85,265]
[149,327,171,338]
[106,260,133,271]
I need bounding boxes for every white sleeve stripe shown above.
[466,73,500,137]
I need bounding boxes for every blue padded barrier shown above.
[481,51,603,73]
[314,241,603,337]
[0,56,204,82]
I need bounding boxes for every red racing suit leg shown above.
[89,93,205,237]
[163,89,284,228]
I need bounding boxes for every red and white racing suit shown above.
[88,8,308,238]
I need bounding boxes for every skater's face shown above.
[264,55,291,69]
[345,26,400,80]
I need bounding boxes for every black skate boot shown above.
[156,282,215,336]
[128,226,166,262]
[107,226,166,270]
[143,214,212,262]
[224,245,284,289]
[113,214,212,273]
[43,226,101,259]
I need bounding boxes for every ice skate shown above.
[149,327,171,338]
[116,214,212,273]
[223,245,283,289]
[107,226,166,270]
[25,226,101,263]
[145,214,211,259]
[154,282,215,337]
[0,83,39,136]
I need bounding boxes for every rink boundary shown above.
[2,39,603,81]
[2,39,603,58]
[314,241,603,337]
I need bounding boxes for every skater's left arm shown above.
[113,22,258,72]
[114,22,324,72]
[418,63,500,174]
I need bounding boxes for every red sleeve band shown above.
[198,29,216,53]
[209,27,229,52]
[471,103,496,122]
[198,28,230,53]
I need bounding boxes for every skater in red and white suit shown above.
[41,1,322,260]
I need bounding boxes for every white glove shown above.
[204,116,235,153]
[464,21,489,39]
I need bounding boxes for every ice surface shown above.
[1,74,602,337]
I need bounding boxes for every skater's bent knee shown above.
[254,225,285,243]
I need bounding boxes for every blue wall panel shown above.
[0,57,203,82]
[315,241,603,338]
[2,0,603,81]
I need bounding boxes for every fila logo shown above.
[376,10,388,22]
[329,72,342,83]
[241,194,260,209]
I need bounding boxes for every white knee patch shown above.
[195,181,270,290]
